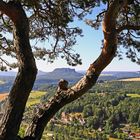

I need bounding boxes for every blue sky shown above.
[36,15,139,72]
[37,22,140,72]
[2,5,140,72]
[36,5,139,72]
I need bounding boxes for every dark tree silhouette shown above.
[0,0,139,139]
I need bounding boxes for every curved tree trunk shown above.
[24,0,127,140]
[0,2,37,140]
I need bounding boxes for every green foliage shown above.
[83,105,93,118]
[35,81,140,139]
[127,93,140,98]
[89,81,140,94]
[21,81,140,139]
[18,124,27,138]
[26,91,46,107]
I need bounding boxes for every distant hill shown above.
[0,71,17,77]
[37,70,48,76]
[101,71,140,79]
[0,70,47,77]
[0,69,139,79]
[0,69,140,92]
[78,71,140,81]
[34,68,84,89]
[37,68,83,81]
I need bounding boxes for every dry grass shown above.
[0,91,46,105]
[26,91,46,107]
[0,93,8,101]
[119,77,140,81]
[109,138,120,140]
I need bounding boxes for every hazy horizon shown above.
[0,67,139,74]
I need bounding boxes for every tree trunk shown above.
[25,0,127,139]
[0,2,37,140]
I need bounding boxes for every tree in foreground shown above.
[0,0,139,139]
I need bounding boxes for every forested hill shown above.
[24,81,140,140]
[101,71,140,79]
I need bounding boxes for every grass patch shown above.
[119,78,140,81]
[127,94,140,98]
[26,91,46,107]
[109,138,120,140]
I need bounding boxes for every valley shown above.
[0,68,140,140]
[22,80,140,139]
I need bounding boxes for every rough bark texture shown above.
[24,1,127,140]
[0,2,37,140]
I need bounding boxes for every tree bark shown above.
[0,1,37,140]
[24,0,127,140]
